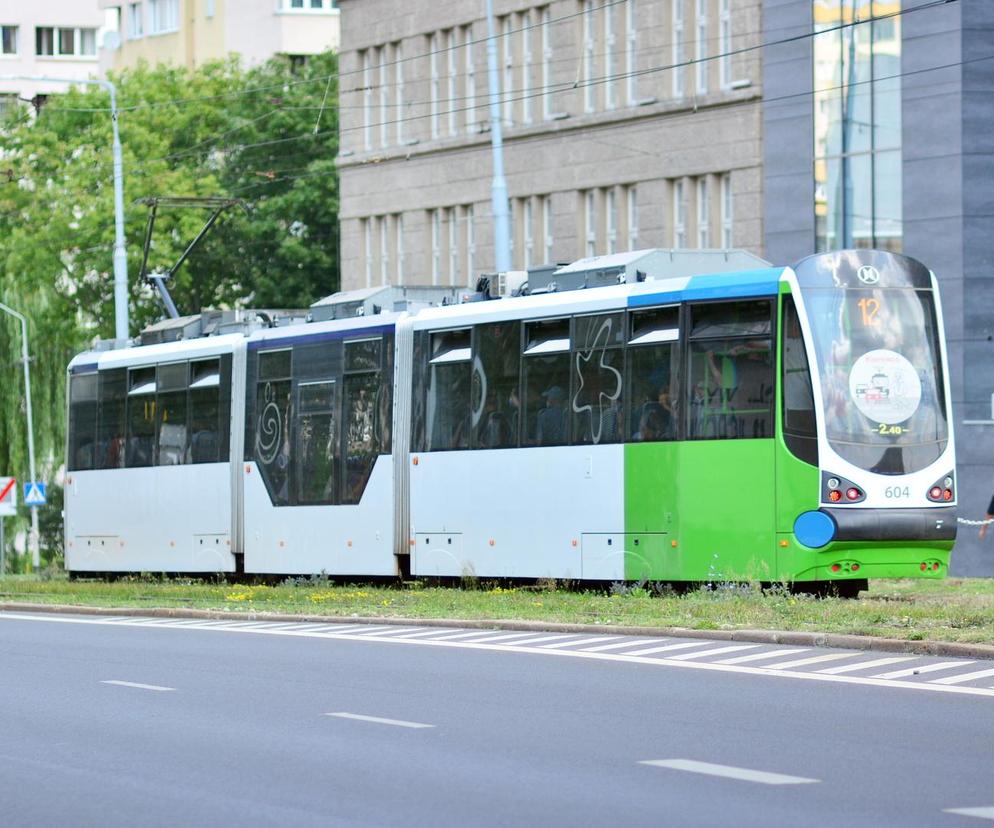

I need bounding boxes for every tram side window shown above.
[156,363,188,465]
[126,367,157,467]
[627,307,680,442]
[572,313,625,445]
[523,318,571,447]
[255,349,293,505]
[343,338,384,504]
[96,369,126,469]
[410,332,428,452]
[687,300,774,440]
[781,296,818,465]
[471,321,521,449]
[68,373,98,471]
[296,380,338,504]
[425,329,471,451]
[190,359,222,464]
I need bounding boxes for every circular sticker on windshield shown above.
[848,349,922,425]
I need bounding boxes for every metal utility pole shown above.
[485,0,511,273]
[0,75,129,340]
[0,302,39,569]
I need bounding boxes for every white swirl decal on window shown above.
[573,317,622,444]
[256,383,283,464]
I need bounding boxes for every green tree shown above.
[0,53,340,564]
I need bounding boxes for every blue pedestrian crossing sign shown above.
[23,482,46,506]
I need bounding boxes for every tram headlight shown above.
[827,478,840,490]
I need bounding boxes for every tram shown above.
[64,248,956,594]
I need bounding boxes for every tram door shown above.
[676,299,777,581]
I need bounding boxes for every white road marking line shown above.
[640,759,818,786]
[625,641,716,656]
[101,680,175,692]
[944,807,994,820]
[356,627,423,637]
[581,638,666,652]
[6,612,994,699]
[457,631,549,644]
[326,712,434,729]
[762,652,856,670]
[541,636,622,649]
[716,648,808,665]
[667,645,761,661]
[503,634,579,646]
[425,630,515,641]
[817,656,918,675]
[931,667,994,685]
[873,660,973,680]
[392,628,465,639]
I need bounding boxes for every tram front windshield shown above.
[797,251,949,475]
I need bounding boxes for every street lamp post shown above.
[0,301,39,569]
[0,74,129,340]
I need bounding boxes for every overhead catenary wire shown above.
[47,0,956,186]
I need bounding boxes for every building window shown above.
[520,11,532,124]
[1,25,17,55]
[625,0,638,105]
[697,178,710,247]
[396,213,405,281]
[429,33,440,139]
[813,0,902,252]
[362,218,372,287]
[361,50,372,151]
[430,209,441,284]
[282,0,339,9]
[148,0,179,34]
[508,197,516,266]
[581,1,595,113]
[127,3,143,38]
[379,215,389,285]
[35,26,97,57]
[501,16,514,126]
[695,0,708,94]
[672,0,684,98]
[524,197,534,269]
[446,29,458,136]
[378,46,389,149]
[606,188,618,254]
[36,27,97,57]
[626,185,639,251]
[604,1,616,110]
[584,190,597,257]
[206,0,215,18]
[541,195,553,263]
[540,8,552,120]
[719,0,731,88]
[720,173,732,247]
[394,42,404,145]
[673,180,686,247]
[463,25,476,131]
[465,204,476,285]
[448,207,459,285]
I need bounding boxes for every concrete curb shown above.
[3,600,994,661]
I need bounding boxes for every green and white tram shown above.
[64,248,955,593]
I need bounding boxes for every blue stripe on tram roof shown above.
[628,268,785,308]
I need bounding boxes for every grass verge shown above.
[1,576,994,644]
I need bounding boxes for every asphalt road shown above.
[1,612,993,827]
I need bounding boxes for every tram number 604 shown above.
[884,486,910,499]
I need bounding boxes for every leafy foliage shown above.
[0,53,339,559]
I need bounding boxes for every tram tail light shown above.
[927,473,955,502]
[846,487,862,501]
[920,562,928,571]
[828,489,842,502]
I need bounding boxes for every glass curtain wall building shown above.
[813,0,902,252]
